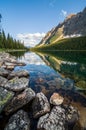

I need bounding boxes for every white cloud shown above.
[17,32,46,47]
[61,10,67,17]
[49,0,56,7]
[18,52,45,65]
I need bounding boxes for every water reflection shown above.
[36,52,86,93]
[12,51,86,129]
[17,52,45,65]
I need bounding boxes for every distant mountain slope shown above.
[37,7,86,47]
[32,36,86,51]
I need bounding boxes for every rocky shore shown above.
[0,52,79,130]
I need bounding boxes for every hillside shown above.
[31,36,86,51]
[34,7,86,50]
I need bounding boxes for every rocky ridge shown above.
[38,7,86,46]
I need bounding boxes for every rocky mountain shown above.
[38,7,86,46]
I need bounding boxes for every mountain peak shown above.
[65,14,76,20]
[38,7,86,46]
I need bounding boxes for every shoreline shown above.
[0,52,85,130]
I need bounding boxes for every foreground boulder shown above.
[32,92,50,118]
[50,93,64,105]
[0,87,14,114]
[4,110,30,130]
[0,76,8,87]
[37,106,66,130]
[5,88,35,115]
[0,68,9,77]
[8,70,29,79]
[4,77,29,92]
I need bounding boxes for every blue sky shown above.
[0,0,86,46]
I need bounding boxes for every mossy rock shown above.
[0,87,14,113]
[76,80,86,89]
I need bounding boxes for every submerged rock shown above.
[5,88,35,115]
[50,93,64,105]
[4,110,30,130]
[0,87,14,114]
[0,76,8,87]
[37,106,66,130]
[64,105,79,125]
[8,70,29,79]
[32,92,50,118]
[4,77,29,92]
[0,68,9,77]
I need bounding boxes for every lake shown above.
[9,50,86,129]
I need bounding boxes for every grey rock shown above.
[4,110,30,130]
[4,62,17,66]
[4,77,29,92]
[0,76,8,87]
[0,87,14,114]
[0,68,9,77]
[64,105,79,125]
[37,106,66,130]
[5,88,35,115]
[5,65,15,71]
[32,92,50,118]
[0,61,3,67]
[4,61,26,68]
[15,61,26,66]
[0,52,16,63]
[8,70,29,79]
[0,52,26,70]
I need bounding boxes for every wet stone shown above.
[4,110,30,130]
[0,53,16,65]
[0,68,9,77]
[0,87,14,114]
[32,92,50,118]
[0,76,8,87]
[4,77,29,92]
[8,70,29,79]
[4,88,35,115]
[4,62,17,66]
[50,93,64,105]
[37,106,66,130]
[15,61,26,66]
[62,78,74,90]
[5,65,15,71]
[64,105,79,125]
[4,61,26,68]
[0,52,26,71]
[0,61,3,67]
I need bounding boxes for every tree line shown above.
[0,30,27,49]
[0,14,27,50]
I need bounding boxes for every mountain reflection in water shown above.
[10,50,86,129]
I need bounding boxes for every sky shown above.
[0,0,86,47]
